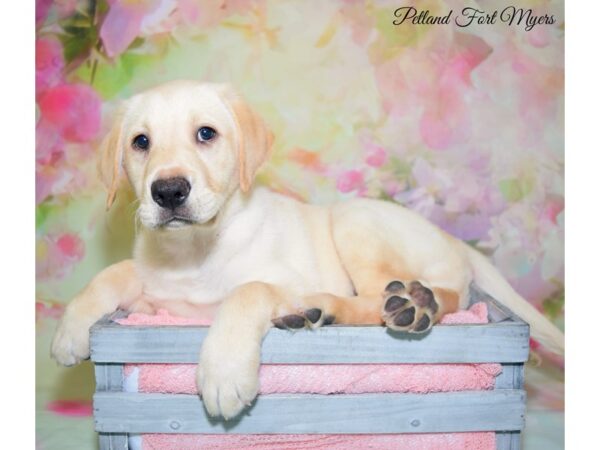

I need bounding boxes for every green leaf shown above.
[36,202,54,229]
[498,177,534,202]
[56,1,100,65]
[542,291,564,320]
[75,50,164,99]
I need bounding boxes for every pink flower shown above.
[419,86,470,151]
[175,0,257,28]
[446,34,492,86]
[38,84,101,143]
[543,196,564,224]
[382,180,402,197]
[47,400,93,417]
[37,233,86,280]
[36,301,65,321]
[54,0,80,17]
[176,0,201,25]
[36,119,64,166]
[336,170,364,193]
[365,145,387,167]
[36,37,64,97]
[100,0,161,58]
[527,27,551,48]
[529,338,540,350]
[56,234,85,259]
[36,166,61,205]
[36,0,53,27]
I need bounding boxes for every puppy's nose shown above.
[151,177,191,209]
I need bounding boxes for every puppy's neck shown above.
[134,188,252,269]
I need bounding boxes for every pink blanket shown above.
[119,303,499,450]
[142,433,496,450]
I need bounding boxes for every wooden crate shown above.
[90,285,529,450]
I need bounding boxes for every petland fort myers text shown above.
[393,6,556,31]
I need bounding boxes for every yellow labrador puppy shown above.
[51,80,564,419]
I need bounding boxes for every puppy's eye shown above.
[132,134,150,151]
[197,126,217,143]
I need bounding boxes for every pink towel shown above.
[119,303,498,449]
[142,432,496,450]
[126,362,501,395]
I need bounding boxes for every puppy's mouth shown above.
[160,216,197,228]
[156,213,218,229]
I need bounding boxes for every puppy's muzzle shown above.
[151,177,191,210]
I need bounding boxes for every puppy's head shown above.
[98,80,273,229]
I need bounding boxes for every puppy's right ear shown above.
[97,110,125,210]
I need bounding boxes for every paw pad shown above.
[272,314,306,329]
[382,280,438,333]
[304,308,322,324]
[393,306,415,326]
[272,309,335,330]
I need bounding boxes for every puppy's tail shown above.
[464,244,564,355]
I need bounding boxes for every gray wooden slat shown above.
[469,283,523,324]
[109,309,130,321]
[93,390,525,434]
[494,364,524,449]
[90,321,529,364]
[495,363,526,390]
[468,283,492,307]
[94,364,124,392]
[95,363,128,449]
[514,364,525,389]
[98,433,128,450]
[496,431,522,449]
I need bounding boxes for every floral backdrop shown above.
[36,0,564,448]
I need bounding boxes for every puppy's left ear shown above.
[97,108,125,210]
[222,87,274,192]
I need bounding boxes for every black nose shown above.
[151,177,191,209]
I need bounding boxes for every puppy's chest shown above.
[137,238,329,304]
[137,246,304,304]
[138,257,253,304]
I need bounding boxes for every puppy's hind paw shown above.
[381,280,439,333]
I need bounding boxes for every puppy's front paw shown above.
[271,308,335,330]
[51,314,91,366]
[381,280,439,333]
[197,334,260,419]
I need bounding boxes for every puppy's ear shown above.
[222,87,274,192]
[97,109,125,210]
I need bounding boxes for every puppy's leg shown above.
[51,259,142,366]
[330,202,470,333]
[197,281,290,419]
[271,293,384,329]
[272,281,462,333]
